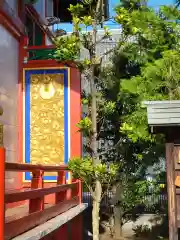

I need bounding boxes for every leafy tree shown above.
[53,0,178,239]
[53,1,119,239]
[98,61,164,237]
[97,0,180,236]
[115,0,180,142]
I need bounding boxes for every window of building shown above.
[25,14,43,46]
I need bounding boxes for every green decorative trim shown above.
[28,49,56,60]
[23,0,38,4]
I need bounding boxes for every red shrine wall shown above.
[1,0,82,206]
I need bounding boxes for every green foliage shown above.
[68,157,119,192]
[53,1,112,62]
[77,117,92,136]
[119,180,150,208]
[114,176,160,216]
[113,0,180,142]
[54,35,80,61]
[103,101,116,116]
[121,50,180,101]
[98,0,168,226]
[81,16,93,26]
[68,3,84,17]
[53,0,168,237]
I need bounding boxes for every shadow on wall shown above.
[83,207,108,240]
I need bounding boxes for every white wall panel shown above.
[0,25,19,190]
[33,0,45,18]
[46,0,53,17]
[6,0,17,13]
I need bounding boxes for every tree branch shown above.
[96,35,113,45]
[96,0,102,16]
[101,175,113,201]
[99,48,115,60]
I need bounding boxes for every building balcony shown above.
[0,148,86,240]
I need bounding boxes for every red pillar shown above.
[0,147,5,240]
[55,171,66,204]
[29,170,44,213]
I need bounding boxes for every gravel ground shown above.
[100,214,167,240]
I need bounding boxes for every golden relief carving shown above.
[30,74,64,169]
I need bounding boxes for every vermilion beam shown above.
[0,147,5,240]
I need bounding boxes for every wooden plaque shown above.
[175,176,180,187]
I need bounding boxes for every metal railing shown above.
[83,191,168,214]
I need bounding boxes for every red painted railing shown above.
[0,148,82,240]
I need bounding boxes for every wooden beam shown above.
[176,189,180,194]
[5,162,68,172]
[5,183,77,203]
[166,143,178,240]
[0,148,5,240]
[5,197,79,240]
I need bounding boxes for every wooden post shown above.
[78,180,82,204]
[0,148,5,240]
[23,36,28,64]
[29,170,44,213]
[72,179,82,204]
[55,171,66,204]
[166,143,178,240]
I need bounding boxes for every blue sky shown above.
[148,0,175,6]
[53,0,178,32]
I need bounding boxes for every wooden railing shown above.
[0,148,82,240]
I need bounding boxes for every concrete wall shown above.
[0,25,19,190]
[41,215,83,240]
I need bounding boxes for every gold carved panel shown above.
[30,74,64,168]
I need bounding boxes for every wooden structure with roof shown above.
[145,100,180,240]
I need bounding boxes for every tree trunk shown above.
[92,180,102,240]
[114,206,123,239]
[90,9,103,240]
[112,183,123,239]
